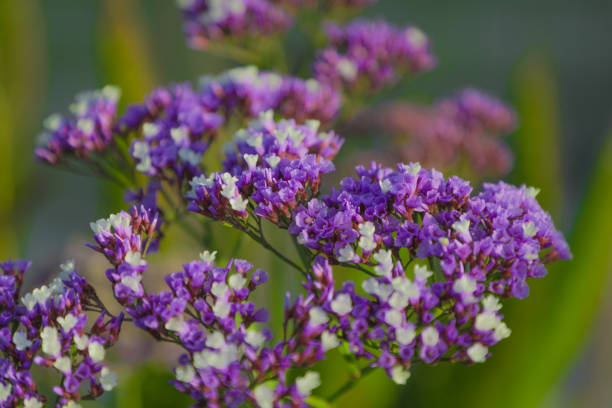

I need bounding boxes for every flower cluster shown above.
[187,112,343,225]
[290,162,571,298]
[349,89,516,178]
[314,20,436,92]
[200,66,341,125]
[178,0,292,49]
[177,0,378,49]
[116,83,224,183]
[1,260,121,408]
[35,86,121,164]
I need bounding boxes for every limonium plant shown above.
[1,1,571,407]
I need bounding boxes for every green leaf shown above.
[116,363,192,408]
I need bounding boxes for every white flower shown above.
[213,300,230,318]
[373,250,393,276]
[228,274,247,290]
[200,250,217,263]
[171,127,189,144]
[452,218,470,236]
[245,329,266,349]
[24,397,43,408]
[211,282,229,298]
[53,356,72,374]
[253,384,275,408]
[265,155,280,168]
[396,325,416,345]
[522,221,539,238]
[336,245,355,263]
[58,313,79,332]
[308,307,328,326]
[62,401,82,408]
[100,367,118,391]
[74,334,89,350]
[41,326,61,356]
[391,366,411,385]
[296,371,321,397]
[175,365,195,383]
[467,343,488,363]
[125,251,146,267]
[493,322,512,341]
[402,162,421,176]
[165,315,186,332]
[453,275,477,303]
[88,341,106,362]
[246,133,263,148]
[12,330,32,351]
[385,309,403,327]
[330,293,352,316]
[379,179,393,194]
[243,153,259,168]
[421,326,439,347]
[59,259,76,277]
[525,186,540,198]
[77,118,94,134]
[0,383,12,403]
[207,331,225,348]
[337,58,358,81]
[475,313,501,332]
[389,291,409,310]
[229,196,249,212]
[321,331,340,351]
[90,218,111,234]
[392,277,420,302]
[482,295,502,313]
[142,122,159,139]
[120,275,142,293]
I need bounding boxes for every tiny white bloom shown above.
[41,326,61,356]
[321,331,340,351]
[0,383,12,403]
[207,331,226,349]
[245,329,266,349]
[337,58,358,81]
[228,274,247,290]
[452,219,470,236]
[396,325,416,345]
[24,397,43,408]
[336,245,355,263]
[74,334,89,350]
[243,153,259,168]
[389,291,409,310]
[308,307,328,326]
[379,179,393,194]
[200,250,217,263]
[402,162,422,176]
[453,275,477,303]
[265,155,281,168]
[296,371,321,397]
[421,326,439,347]
[57,313,79,332]
[391,366,411,385]
[438,237,450,246]
[100,367,118,391]
[522,221,539,238]
[175,365,195,383]
[330,293,353,316]
[229,196,249,212]
[211,282,229,298]
[165,315,186,332]
[467,343,488,363]
[253,384,275,408]
[373,250,393,276]
[170,127,189,144]
[493,322,512,341]
[76,118,94,134]
[88,341,105,362]
[62,401,82,408]
[475,313,501,332]
[53,356,72,374]
[385,309,403,327]
[13,330,32,351]
[482,295,502,313]
[142,122,159,139]
[120,275,142,293]
[213,300,231,318]
[525,186,540,198]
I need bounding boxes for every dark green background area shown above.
[1,1,611,407]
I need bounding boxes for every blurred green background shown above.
[1,0,611,407]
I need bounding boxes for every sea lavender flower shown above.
[1,260,121,408]
[314,20,436,92]
[117,83,223,183]
[200,66,341,125]
[186,112,343,225]
[177,0,292,49]
[35,86,121,164]
[347,89,516,178]
[290,162,571,298]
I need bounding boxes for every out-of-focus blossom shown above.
[200,66,341,125]
[347,89,516,178]
[35,86,121,164]
[314,20,436,92]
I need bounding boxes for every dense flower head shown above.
[35,86,121,164]
[314,20,436,92]
[117,83,223,183]
[200,66,341,125]
[186,112,343,225]
[1,260,121,408]
[178,0,292,49]
[348,89,516,178]
[290,162,571,299]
